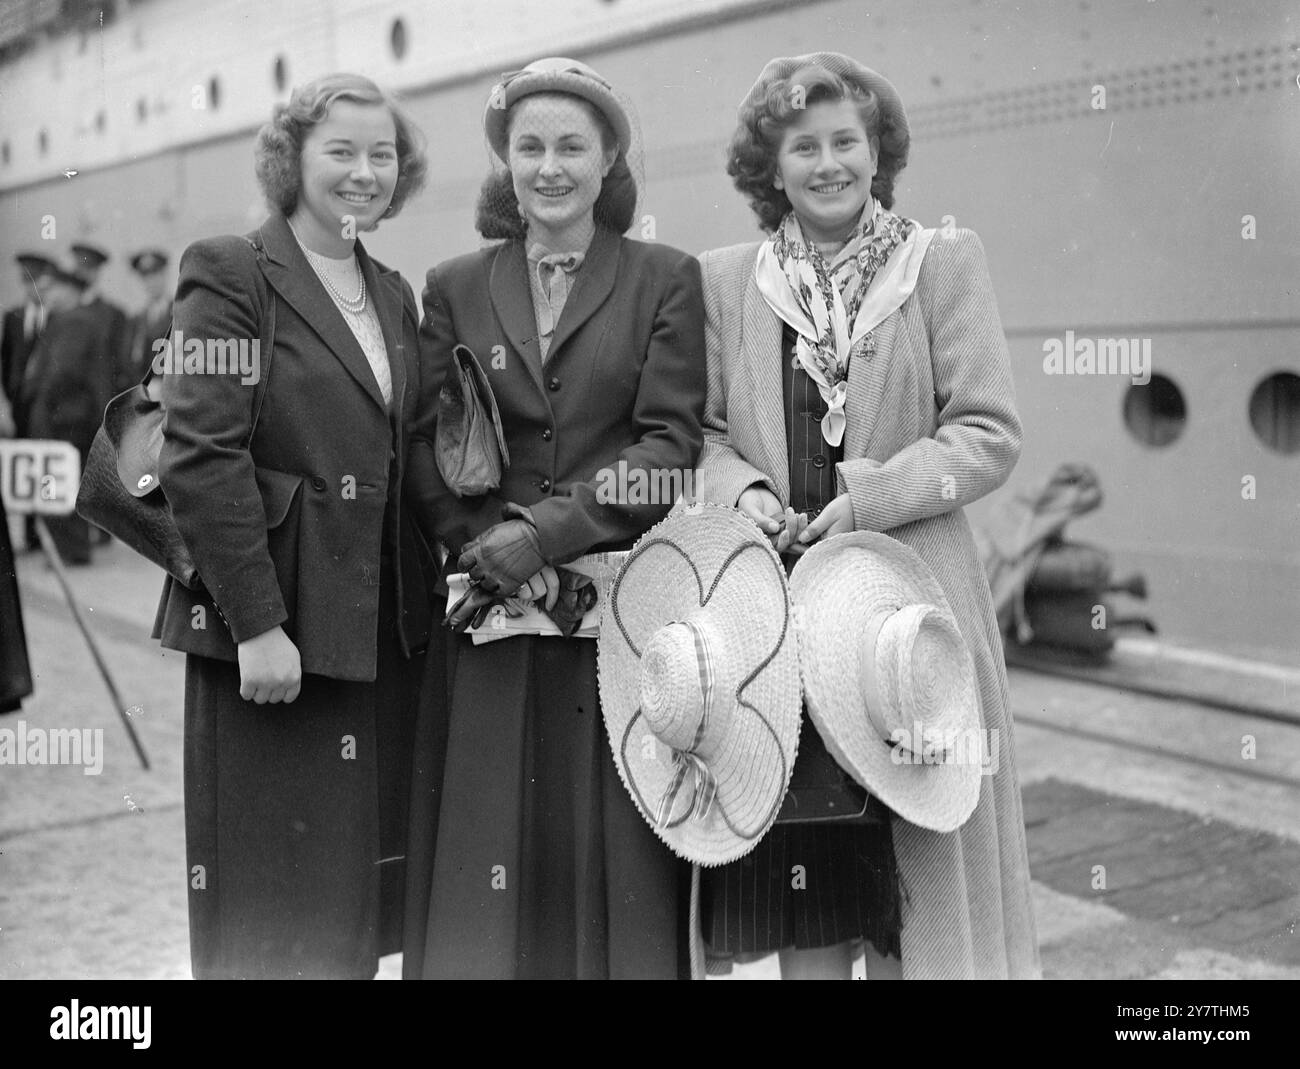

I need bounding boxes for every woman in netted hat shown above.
[403,58,706,979]
[693,53,1039,979]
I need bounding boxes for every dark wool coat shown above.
[152,213,436,680]
[402,227,706,979]
[152,212,437,978]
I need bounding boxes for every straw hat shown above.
[789,533,984,833]
[484,57,633,160]
[598,505,801,866]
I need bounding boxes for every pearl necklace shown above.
[291,227,367,314]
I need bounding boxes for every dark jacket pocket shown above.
[255,466,303,529]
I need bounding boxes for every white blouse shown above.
[296,240,393,407]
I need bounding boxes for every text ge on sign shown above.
[0,440,81,516]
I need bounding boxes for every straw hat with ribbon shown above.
[789,533,984,833]
[598,505,801,867]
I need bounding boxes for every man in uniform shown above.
[1,252,57,440]
[2,253,58,551]
[69,242,128,547]
[121,248,172,389]
[21,265,112,565]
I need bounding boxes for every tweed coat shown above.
[695,228,1041,980]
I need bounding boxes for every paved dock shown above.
[1,538,1296,980]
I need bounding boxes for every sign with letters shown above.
[0,440,81,516]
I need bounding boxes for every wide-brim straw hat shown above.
[598,505,801,867]
[789,532,983,833]
[484,56,633,160]
[740,51,909,146]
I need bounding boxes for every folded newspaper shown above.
[446,550,629,644]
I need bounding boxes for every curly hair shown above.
[254,73,427,223]
[475,94,637,241]
[727,65,909,232]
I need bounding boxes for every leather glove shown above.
[542,569,598,637]
[456,506,547,596]
[443,583,498,632]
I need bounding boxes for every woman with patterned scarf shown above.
[694,53,1039,979]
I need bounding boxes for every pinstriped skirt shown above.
[701,759,902,959]
[700,333,903,961]
[701,821,902,958]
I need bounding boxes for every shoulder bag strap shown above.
[243,229,276,449]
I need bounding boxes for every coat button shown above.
[539,478,552,493]
[311,476,327,491]
[548,377,561,391]
[137,474,153,490]
[541,428,553,441]
[812,454,826,469]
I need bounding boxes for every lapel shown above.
[355,238,406,420]
[842,308,900,460]
[488,239,545,396]
[253,214,387,413]
[546,225,620,361]
[740,269,791,504]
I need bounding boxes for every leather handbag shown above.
[434,343,510,497]
[775,715,883,825]
[76,250,276,590]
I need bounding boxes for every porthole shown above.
[95,110,106,134]
[1248,372,1300,454]
[38,129,48,156]
[137,97,147,122]
[209,76,221,110]
[390,17,408,60]
[1123,373,1186,447]
[273,55,287,92]
[1,142,9,166]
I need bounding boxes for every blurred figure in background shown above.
[1,253,57,552]
[0,479,34,714]
[121,249,173,390]
[20,264,112,565]
[68,242,129,371]
[69,242,127,546]
[1,252,57,442]
[0,256,38,709]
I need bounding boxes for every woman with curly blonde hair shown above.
[155,74,438,978]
